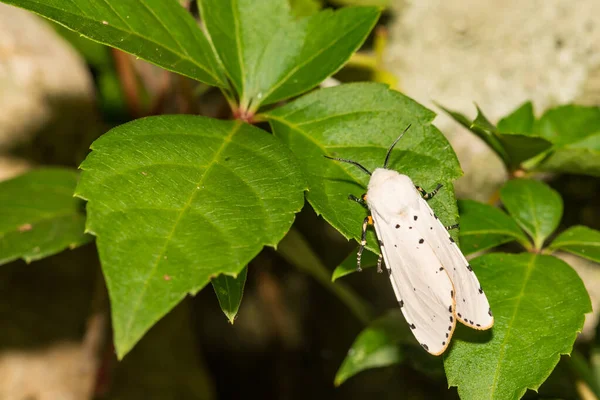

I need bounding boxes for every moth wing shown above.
[372,210,456,355]
[415,198,494,330]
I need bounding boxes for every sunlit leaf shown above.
[550,225,600,264]
[75,116,306,358]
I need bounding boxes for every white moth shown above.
[326,126,493,355]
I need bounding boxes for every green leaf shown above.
[199,0,379,110]
[445,253,591,400]
[534,105,600,176]
[2,0,227,87]
[211,267,247,324]
[500,179,562,249]
[440,104,551,169]
[458,199,530,255]
[549,225,600,264]
[497,101,535,134]
[264,83,462,259]
[537,133,600,176]
[335,310,408,386]
[75,115,306,358]
[332,248,379,281]
[289,0,322,17]
[0,168,92,265]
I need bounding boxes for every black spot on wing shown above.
[447,325,452,331]
[488,308,493,317]
[434,213,439,219]
[439,267,443,271]
[442,341,446,346]
[450,290,454,298]
[414,215,418,221]
[395,224,400,229]
[448,305,452,312]
[479,287,483,294]
[409,226,413,229]
[449,236,455,243]
[419,238,424,244]
[421,343,429,351]
[410,323,416,329]
[379,240,384,246]
[457,313,462,318]
[467,264,473,271]
[445,333,449,338]
[449,316,453,323]
[399,300,404,308]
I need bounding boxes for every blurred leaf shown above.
[500,179,562,250]
[335,310,409,386]
[265,83,462,263]
[199,0,379,110]
[437,103,509,165]
[332,248,379,281]
[211,267,247,324]
[445,253,591,400]
[440,104,551,169]
[289,0,322,17]
[75,116,306,358]
[331,0,390,6]
[549,225,600,264]
[3,0,227,87]
[458,199,530,255]
[535,105,600,146]
[497,101,535,134]
[534,105,600,176]
[0,168,92,266]
[537,133,600,176]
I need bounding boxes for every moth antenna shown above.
[324,155,372,176]
[383,124,412,168]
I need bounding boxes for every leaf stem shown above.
[277,228,373,325]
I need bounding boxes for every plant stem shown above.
[277,228,373,325]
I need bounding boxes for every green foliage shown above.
[439,103,552,171]
[549,225,600,264]
[335,310,408,386]
[500,179,563,250]
[199,0,379,111]
[211,267,247,324]
[442,102,600,176]
[0,169,91,265]
[264,82,462,257]
[445,253,591,400]
[75,116,306,358]
[2,1,597,397]
[2,0,227,87]
[458,199,530,255]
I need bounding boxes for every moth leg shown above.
[349,193,368,209]
[357,215,373,272]
[446,223,459,231]
[416,183,443,200]
[376,253,384,274]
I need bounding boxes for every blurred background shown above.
[1,0,599,398]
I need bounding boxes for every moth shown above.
[326,125,493,355]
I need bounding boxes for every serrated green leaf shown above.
[0,168,92,265]
[534,105,600,176]
[75,115,306,359]
[211,267,247,324]
[332,248,378,281]
[497,102,535,134]
[440,103,551,169]
[458,199,530,255]
[500,179,563,249]
[550,225,600,264]
[437,103,509,165]
[264,83,462,259]
[2,0,227,87]
[445,253,591,400]
[334,310,408,386]
[199,0,379,110]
